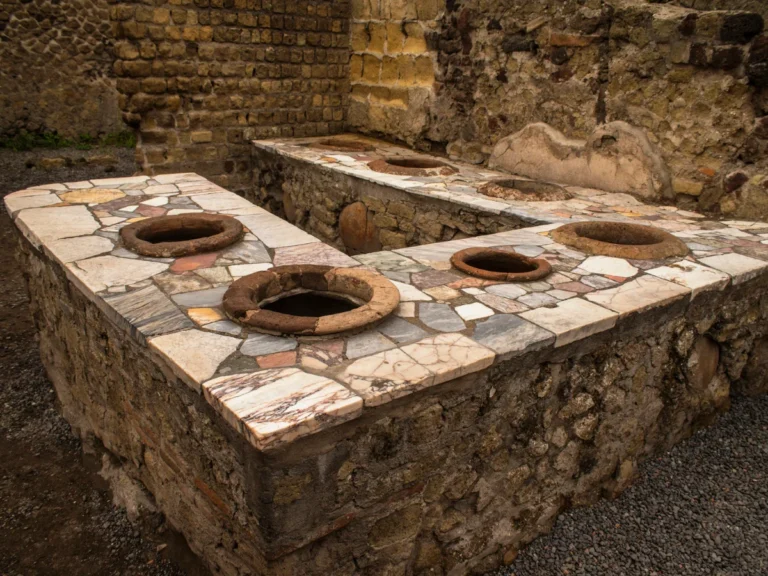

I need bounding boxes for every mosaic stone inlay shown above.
[6,171,768,452]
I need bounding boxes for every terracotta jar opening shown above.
[367,157,458,177]
[450,248,552,282]
[260,290,363,317]
[307,138,374,152]
[120,214,244,258]
[551,221,690,260]
[223,265,400,336]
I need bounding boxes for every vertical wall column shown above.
[347,0,443,145]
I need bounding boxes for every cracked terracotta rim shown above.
[478,179,572,202]
[451,247,552,282]
[120,213,244,258]
[223,265,400,336]
[551,221,690,259]
[368,157,458,177]
[306,138,375,152]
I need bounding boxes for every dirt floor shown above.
[1,147,766,576]
[0,148,208,576]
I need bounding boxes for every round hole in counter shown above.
[367,157,458,177]
[479,179,572,202]
[306,138,375,152]
[261,291,362,317]
[450,247,552,282]
[223,265,400,337]
[120,214,244,258]
[551,221,690,260]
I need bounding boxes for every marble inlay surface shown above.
[7,168,768,452]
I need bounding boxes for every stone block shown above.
[489,122,674,202]
[362,54,381,83]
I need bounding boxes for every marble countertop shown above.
[253,134,720,228]
[6,170,768,452]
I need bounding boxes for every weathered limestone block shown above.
[489,121,674,202]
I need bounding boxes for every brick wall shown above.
[0,0,123,138]
[111,0,351,193]
[346,0,441,145]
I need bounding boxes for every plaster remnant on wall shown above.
[489,121,674,202]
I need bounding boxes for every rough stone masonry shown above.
[2,0,768,218]
[14,223,768,576]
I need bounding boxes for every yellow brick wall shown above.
[347,0,443,143]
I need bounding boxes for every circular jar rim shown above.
[223,265,401,336]
[450,247,553,282]
[120,213,244,258]
[367,157,458,177]
[551,221,690,260]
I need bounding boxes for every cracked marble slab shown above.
[472,314,555,360]
[400,333,494,386]
[150,329,241,391]
[646,261,730,297]
[203,368,363,450]
[16,205,100,246]
[585,275,690,318]
[334,348,434,407]
[68,255,169,293]
[697,253,768,285]
[520,298,618,347]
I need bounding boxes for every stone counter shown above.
[6,173,768,575]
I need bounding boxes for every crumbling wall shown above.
[111,0,351,194]
[0,0,123,138]
[347,0,768,218]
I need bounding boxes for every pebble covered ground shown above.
[1,148,766,576]
[499,394,768,576]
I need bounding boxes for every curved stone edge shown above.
[450,247,553,282]
[489,121,674,202]
[223,264,401,337]
[551,222,690,260]
[120,213,244,258]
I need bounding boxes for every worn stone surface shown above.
[251,148,525,253]
[112,0,351,194]
[343,0,768,219]
[489,122,674,202]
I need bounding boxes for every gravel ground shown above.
[1,147,767,576]
[0,147,207,576]
[500,395,768,576]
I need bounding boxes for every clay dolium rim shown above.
[551,221,690,260]
[478,179,572,202]
[223,265,400,336]
[120,213,244,258]
[306,138,374,152]
[450,247,552,282]
[368,157,458,177]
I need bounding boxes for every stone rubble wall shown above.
[0,0,124,138]
[15,200,768,576]
[15,236,270,576]
[250,147,526,253]
[347,0,768,218]
[111,0,351,194]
